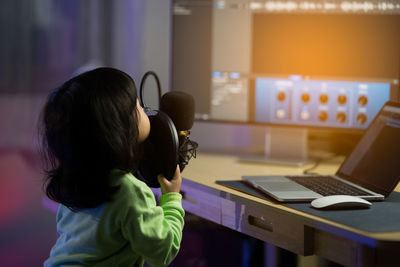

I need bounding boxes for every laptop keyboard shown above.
[286,175,373,196]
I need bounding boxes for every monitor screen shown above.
[172,0,400,131]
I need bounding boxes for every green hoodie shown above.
[44,170,185,267]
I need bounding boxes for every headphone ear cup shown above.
[137,110,179,188]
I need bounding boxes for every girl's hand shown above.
[157,165,182,194]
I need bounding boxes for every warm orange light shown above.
[252,14,400,79]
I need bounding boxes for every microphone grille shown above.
[160,91,195,131]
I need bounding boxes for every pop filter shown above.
[136,110,179,188]
[137,71,197,188]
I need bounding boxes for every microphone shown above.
[160,91,198,172]
[160,91,195,131]
[136,71,198,188]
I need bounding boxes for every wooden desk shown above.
[179,153,400,267]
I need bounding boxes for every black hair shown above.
[39,67,141,210]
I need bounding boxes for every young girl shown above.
[40,67,184,267]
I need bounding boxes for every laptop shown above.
[242,101,400,202]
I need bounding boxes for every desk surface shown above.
[180,152,400,266]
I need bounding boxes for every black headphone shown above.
[136,71,180,188]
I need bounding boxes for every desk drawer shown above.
[180,183,221,224]
[221,199,313,256]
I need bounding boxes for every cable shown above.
[303,153,338,175]
[303,158,323,175]
[139,71,162,108]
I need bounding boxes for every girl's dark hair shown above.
[39,67,141,210]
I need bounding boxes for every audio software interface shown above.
[255,76,390,129]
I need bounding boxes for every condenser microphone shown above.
[136,71,198,188]
[160,91,195,132]
[160,91,198,172]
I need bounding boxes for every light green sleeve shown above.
[118,176,185,267]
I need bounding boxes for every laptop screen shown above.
[337,102,400,197]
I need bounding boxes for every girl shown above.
[40,67,184,267]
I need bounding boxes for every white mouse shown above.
[311,195,372,210]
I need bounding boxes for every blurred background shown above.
[1,0,399,266]
[0,0,171,266]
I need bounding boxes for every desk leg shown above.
[313,229,381,267]
[264,243,298,267]
[265,243,279,267]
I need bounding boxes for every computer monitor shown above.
[171,0,400,165]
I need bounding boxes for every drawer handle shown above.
[180,190,198,204]
[248,215,273,232]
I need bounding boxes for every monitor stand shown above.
[239,126,313,167]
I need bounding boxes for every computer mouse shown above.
[311,195,372,210]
